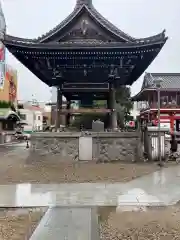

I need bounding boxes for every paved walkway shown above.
[0,165,179,207]
[28,165,180,239]
[30,207,99,240]
[0,162,180,239]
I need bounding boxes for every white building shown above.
[19,106,43,133]
[130,102,140,120]
[50,86,66,103]
[50,87,57,103]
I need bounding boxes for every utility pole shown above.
[153,78,163,166]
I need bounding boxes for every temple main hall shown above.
[3,0,167,130]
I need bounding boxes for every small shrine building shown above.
[132,73,180,132]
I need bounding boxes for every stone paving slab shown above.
[28,165,180,240]
[0,165,180,239]
[30,207,99,240]
[0,163,180,207]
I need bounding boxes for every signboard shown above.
[0,41,5,61]
[0,61,5,89]
[0,41,5,89]
[5,64,18,103]
[62,82,109,90]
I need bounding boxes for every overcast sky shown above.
[1,0,180,102]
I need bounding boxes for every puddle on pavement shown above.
[97,204,173,223]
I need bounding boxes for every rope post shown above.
[26,140,29,149]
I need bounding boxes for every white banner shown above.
[0,61,5,89]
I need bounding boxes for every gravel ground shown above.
[0,152,160,183]
[99,206,180,239]
[0,208,46,240]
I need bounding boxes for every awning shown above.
[0,109,20,121]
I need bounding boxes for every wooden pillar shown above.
[170,112,174,133]
[66,100,71,127]
[55,87,62,131]
[109,82,117,130]
[107,95,111,129]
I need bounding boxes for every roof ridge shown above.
[151,72,180,76]
[75,0,92,8]
[4,3,167,44]
[36,4,134,43]
[141,72,180,91]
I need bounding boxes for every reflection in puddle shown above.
[0,183,169,208]
[15,184,52,206]
[117,188,164,212]
[98,204,171,223]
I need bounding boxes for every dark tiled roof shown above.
[4,37,166,49]
[4,1,167,45]
[142,73,180,90]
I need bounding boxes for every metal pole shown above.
[157,87,161,163]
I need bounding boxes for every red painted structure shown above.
[132,73,180,132]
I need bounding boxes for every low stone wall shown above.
[92,132,143,162]
[30,132,79,162]
[29,132,143,163]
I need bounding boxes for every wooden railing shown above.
[59,108,111,114]
[140,102,180,112]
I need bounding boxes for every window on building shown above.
[38,116,41,121]
[160,96,168,106]
[20,114,26,120]
[168,95,177,104]
[177,93,180,105]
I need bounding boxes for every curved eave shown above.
[4,37,167,87]
[131,89,156,101]
[3,37,167,50]
[5,5,132,44]
[126,39,167,85]
[5,34,37,43]
[4,5,167,45]
[36,5,167,44]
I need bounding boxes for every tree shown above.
[0,100,16,112]
[71,86,133,130]
[115,86,133,128]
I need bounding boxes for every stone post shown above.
[109,82,118,130]
[107,95,111,129]
[66,100,71,127]
[55,87,62,131]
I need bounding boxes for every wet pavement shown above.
[28,165,180,239]
[0,165,179,208]
[1,143,180,239]
[30,207,99,240]
[0,141,29,156]
[0,166,177,207]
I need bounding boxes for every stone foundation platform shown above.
[29,132,143,163]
